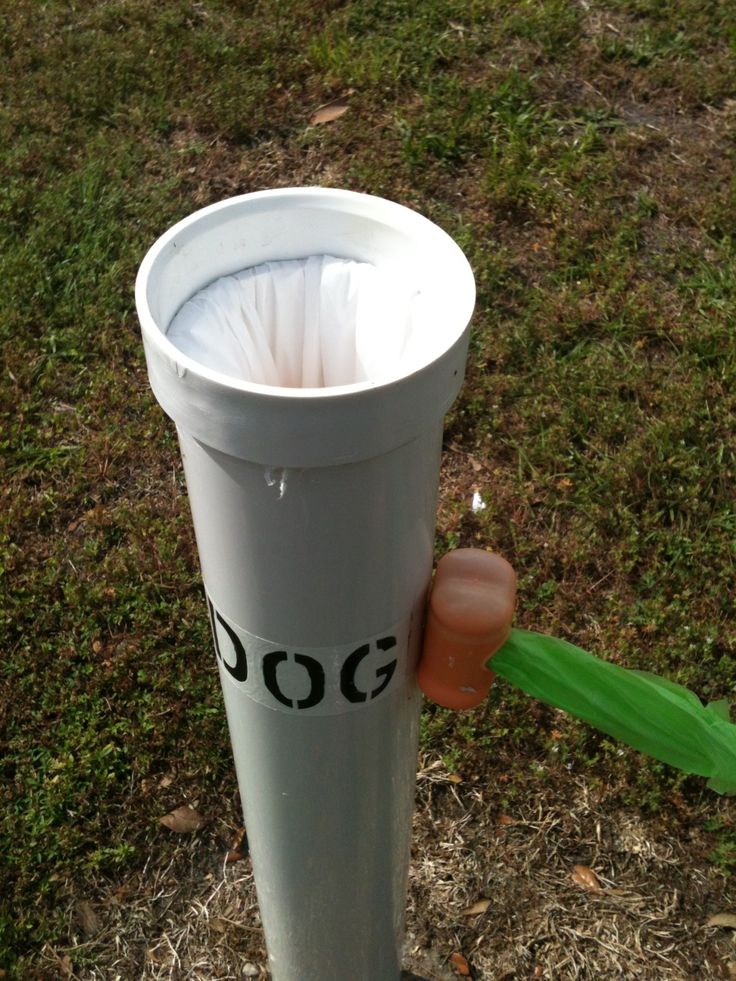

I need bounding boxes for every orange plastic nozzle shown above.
[416,549,517,710]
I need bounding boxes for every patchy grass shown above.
[1,0,736,977]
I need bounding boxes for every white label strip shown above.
[206,593,415,716]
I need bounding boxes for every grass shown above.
[1,0,735,976]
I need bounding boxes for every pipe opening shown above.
[166,256,429,389]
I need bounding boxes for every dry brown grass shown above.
[37,758,734,980]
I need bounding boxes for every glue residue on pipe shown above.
[264,467,288,500]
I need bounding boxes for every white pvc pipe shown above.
[136,188,475,981]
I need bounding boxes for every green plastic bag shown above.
[491,629,736,795]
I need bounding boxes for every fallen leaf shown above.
[571,864,604,894]
[226,826,247,862]
[77,900,101,937]
[447,773,463,784]
[708,912,736,929]
[461,898,490,916]
[450,951,471,976]
[112,882,134,903]
[310,97,349,125]
[159,804,207,833]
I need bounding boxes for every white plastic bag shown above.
[166,255,426,389]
